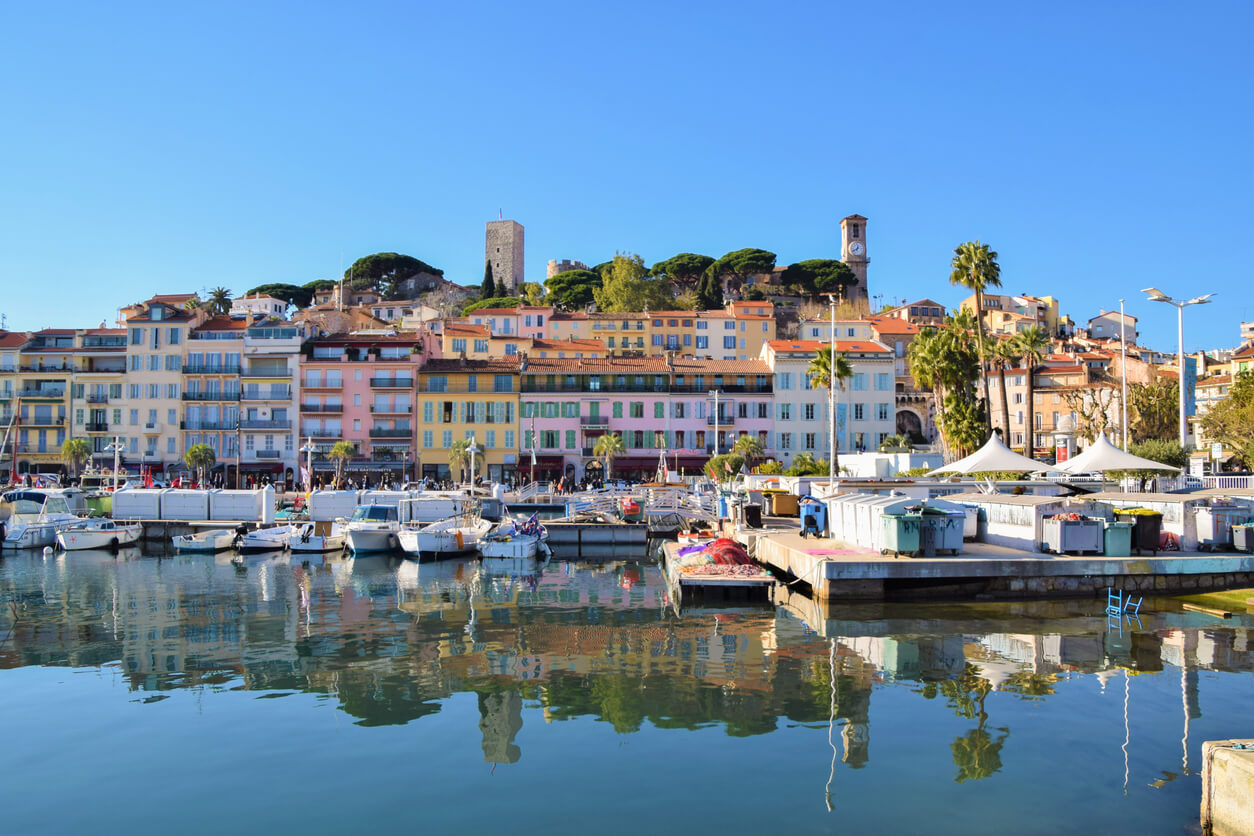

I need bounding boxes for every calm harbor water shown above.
[1,548,1251,835]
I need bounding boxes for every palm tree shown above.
[182,297,202,312]
[60,437,91,480]
[207,287,233,316]
[806,347,854,475]
[184,443,216,486]
[732,434,764,462]
[1015,326,1051,458]
[949,240,1002,432]
[877,434,911,452]
[593,433,625,479]
[989,337,1021,442]
[328,440,356,487]
[448,439,471,483]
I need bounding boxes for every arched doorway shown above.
[583,460,603,483]
[896,409,925,444]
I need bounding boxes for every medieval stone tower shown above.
[485,219,525,293]
[840,214,870,303]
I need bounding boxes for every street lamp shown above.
[467,437,481,486]
[104,435,125,493]
[709,390,723,458]
[300,437,316,492]
[1141,288,1214,448]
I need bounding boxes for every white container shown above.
[308,490,361,522]
[111,488,166,520]
[208,487,275,522]
[360,490,408,508]
[159,489,211,521]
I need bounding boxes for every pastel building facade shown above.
[416,358,520,482]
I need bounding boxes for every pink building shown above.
[299,333,420,484]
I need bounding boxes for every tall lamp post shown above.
[105,436,125,493]
[709,390,722,458]
[1119,299,1129,451]
[467,437,481,487]
[300,437,316,492]
[827,293,838,488]
[1142,288,1214,449]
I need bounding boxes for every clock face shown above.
[849,242,864,256]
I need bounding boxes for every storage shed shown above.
[208,486,275,523]
[159,489,211,521]
[111,488,166,520]
[308,490,361,522]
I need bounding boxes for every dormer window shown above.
[151,307,164,321]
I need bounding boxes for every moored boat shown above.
[397,516,491,560]
[1,490,86,550]
[172,528,237,553]
[236,525,292,554]
[289,521,346,554]
[620,497,643,522]
[55,518,143,551]
[344,505,401,554]
[479,516,550,560]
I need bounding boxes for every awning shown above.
[239,463,283,473]
[928,434,1064,476]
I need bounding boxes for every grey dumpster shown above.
[1043,517,1105,555]
[1194,505,1249,551]
[918,509,964,556]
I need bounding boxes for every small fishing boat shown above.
[344,505,401,554]
[172,528,237,552]
[397,516,492,560]
[479,516,550,560]
[236,525,292,554]
[1,490,85,550]
[620,497,643,522]
[289,521,346,554]
[55,518,143,551]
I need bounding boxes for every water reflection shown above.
[1,550,1252,793]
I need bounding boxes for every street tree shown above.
[1015,325,1051,458]
[328,441,356,487]
[593,433,625,478]
[207,287,233,316]
[948,240,1003,432]
[242,283,308,309]
[184,443,216,486]
[1199,371,1254,467]
[807,348,854,471]
[60,437,91,479]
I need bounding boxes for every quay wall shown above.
[1201,740,1254,836]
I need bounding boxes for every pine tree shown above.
[482,261,497,298]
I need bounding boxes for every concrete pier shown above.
[542,521,649,558]
[1202,739,1254,835]
[747,526,1254,602]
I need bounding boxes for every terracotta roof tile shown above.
[421,357,522,373]
[444,323,491,337]
[0,331,30,348]
[468,307,522,315]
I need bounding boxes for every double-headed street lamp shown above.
[1141,288,1214,449]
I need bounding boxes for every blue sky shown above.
[2,1,1250,351]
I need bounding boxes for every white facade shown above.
[1087,311,1138,344]
[231,295,288,318]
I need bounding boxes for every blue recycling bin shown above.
[718,496,729,518]
[799,499,827,538]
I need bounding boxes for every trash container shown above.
[767,492,799,517]
[1234,523,1254,553]
[918,509,965,556]
[744,503,763,528]
[1043,516,1105,555]
[1104,520,1134,557]
[881,513,921,556]
[799,500,826,539]
[1113,509,1163,556]
[1194,505,1248,551]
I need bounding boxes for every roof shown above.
[310,332,423,346]
[33,328,75,335]
[766,339,889,355]
[1198,375,1233,386]
[670,358,772,374]
[943,493,1071,507]
[84,328,125,336]
[1232,344,1254,359]
[530,338,607,351]
[421,357,522,373]
[1083,491,1210,504]
[468,307,522,315]
[444,323,491,337]
[864,316,920,335]
[148,293,199,304]
[193,316,250,332]
[0,331,31,348]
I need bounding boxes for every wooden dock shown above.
[542,521,650,558]
[660,540,775,606]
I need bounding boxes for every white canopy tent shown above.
[927,433,1065,476]
[1057,433,1182,474]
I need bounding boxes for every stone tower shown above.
[485,219,525,293]
[840,214,870,303]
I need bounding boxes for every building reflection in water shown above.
[1,550,1252,785]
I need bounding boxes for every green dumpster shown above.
[1104,521,1134,557]
[881,513,921,556]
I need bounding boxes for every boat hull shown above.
[172,530,236,552]
[3,522,59,550]
[291,534,346,553]
[345,527,398,554]
[56,524,142,551]
[479,535,541,560]
[237,527,292,554]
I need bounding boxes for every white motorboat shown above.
[55,518,143,551]
[290,521,346,554]
[399,493,477,525]
[236,525,292,554]
[479,517,550,560]
[1,490,85,550]
[172,528,237,552]
[344,505,401,554]
[397,516,492,560]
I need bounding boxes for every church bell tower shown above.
[840,214,869,303]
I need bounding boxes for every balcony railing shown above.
[241,369,291,378]
[142,422,162,434]
[240,390,291,401]
[19,365,72,373]
[580,416,609,426]
[17,388,66,399]
[24,416,65,427]
[302,429,341,438]
[300,403,343,412]
[181,421,238,431]
[85,394,109,404]
[369,428,412,438]
[182,392,240,401]
[707,415,736,426]
[369,377,413,388]
[519,381,773,395]
[239,419,291,430]
[253,450,282,459]
[85,422,110,432]
[182,365,242,375]
[369,405,413,414]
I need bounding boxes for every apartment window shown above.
[779,432,792,450]
[168,328,180,345]
[803,403,815,421]
[876,403,890,421]
[451,338,466,353]
[804,433,816,450]
[130,328,143,345]
[442,430,453,447]
[723,336,736,349]
[654,402,664,419]
[129,409,139,425]
[629,402,644,418]
[696,336,708,349]
[779,403,792,421]
[874,373,891,390]
[851,374,866,390]
[473,339,488,353]
[853,404,864,421]
[565,430,576,449]
[1034,413,1042,430]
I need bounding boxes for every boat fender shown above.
[109,537,119,549]
[455,530,464,550]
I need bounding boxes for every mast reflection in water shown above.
[1,549,1251,835]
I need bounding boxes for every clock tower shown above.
[840,214,869,303]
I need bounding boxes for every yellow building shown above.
[416,357,520,482]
